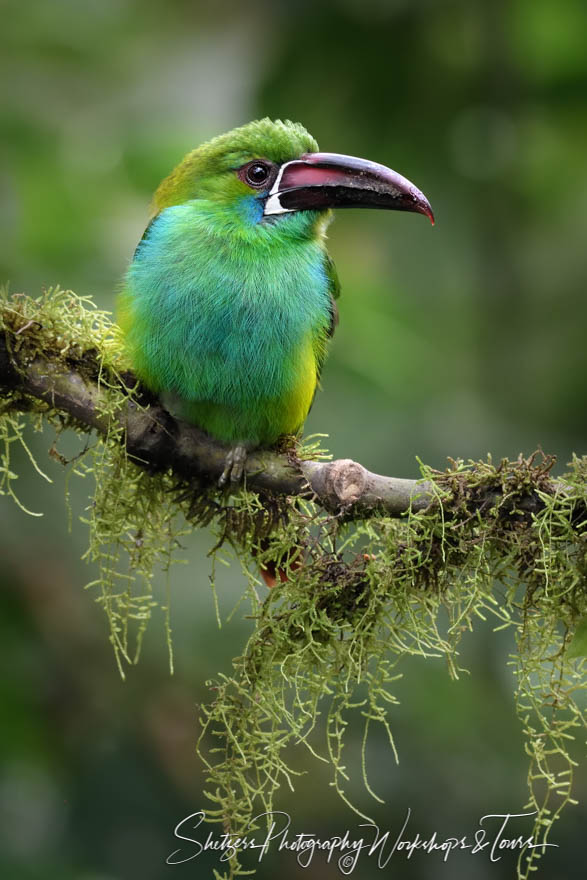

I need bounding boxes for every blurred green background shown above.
[1,0,586,878]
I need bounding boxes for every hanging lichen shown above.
[1,287,585,880]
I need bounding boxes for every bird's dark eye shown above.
[239,161,273,189]
[247,164,269,184]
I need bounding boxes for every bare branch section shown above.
[0,331,567,518]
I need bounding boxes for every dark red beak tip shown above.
[414,198,434,225]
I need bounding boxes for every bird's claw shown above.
[218,445,248,488]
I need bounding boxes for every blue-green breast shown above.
[119,203,332,446]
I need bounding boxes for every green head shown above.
[150,117,434,228]
[152,119,317,217]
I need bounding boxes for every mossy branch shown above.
[0,302,575,523]
[0,326,431,513]
[2,288,586,880]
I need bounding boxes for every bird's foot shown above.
[218,444,248,488]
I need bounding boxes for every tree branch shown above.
[0,331,435,515]
[0,329,573,519]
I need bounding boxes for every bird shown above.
[118,118,433,581]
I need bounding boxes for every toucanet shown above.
[119,118,433,490]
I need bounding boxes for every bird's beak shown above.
[264,151,434,224]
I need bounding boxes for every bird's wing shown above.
[325,252,341,300]
[133,220,155,259]
[324,252,341,339]
[313,252,341,394]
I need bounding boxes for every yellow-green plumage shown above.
[119,117,433,456]
[119,119,337,447]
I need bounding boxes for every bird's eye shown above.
[240,161,272,188]
[247,164,269,184]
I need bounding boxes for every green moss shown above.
[0,285,185,675]
[1,287,586,880]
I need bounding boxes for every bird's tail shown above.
[252,539,303,588]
